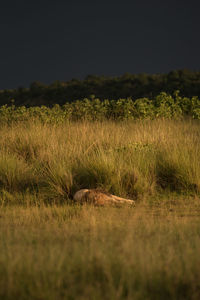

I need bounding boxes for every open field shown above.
[0,119,200,299]
[0,119,199,205]
[1,205,200,300]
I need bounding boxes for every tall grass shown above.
[0,119,199,205]
[0,119,200,299]
[1,205,200,299]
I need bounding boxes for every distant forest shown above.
[0,69,200,107]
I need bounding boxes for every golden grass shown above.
[0,119,199,205]
[0,119,199,298]
[1,205,200,299]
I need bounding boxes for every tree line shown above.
[0,69,200,107]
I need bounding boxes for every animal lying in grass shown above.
[73,189,135,206]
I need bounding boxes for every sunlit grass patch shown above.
[0,119,199,205]
[1,205,200,299]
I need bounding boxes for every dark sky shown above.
[0,0,200,89]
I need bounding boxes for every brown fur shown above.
[73,189,135,206]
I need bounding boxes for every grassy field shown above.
[1,205,200,300]
[0,119,199,204]
[0,119,200,299]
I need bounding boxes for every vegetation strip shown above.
[0,92,200,124]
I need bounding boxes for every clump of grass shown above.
[0,153,37,193]
[40,161,74,204]
[155,151,199,194]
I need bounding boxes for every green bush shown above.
[0,92,199,124]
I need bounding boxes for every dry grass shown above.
[0,119,200,299]
[1,205,200,299]
[0,119,199,205]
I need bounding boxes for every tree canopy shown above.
[0,69,199,107]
